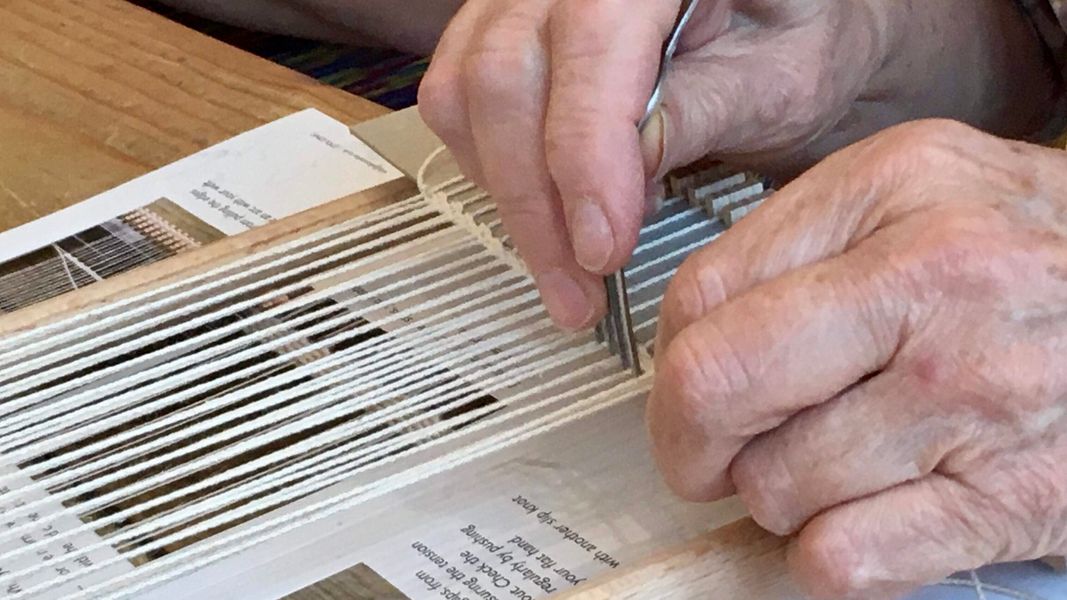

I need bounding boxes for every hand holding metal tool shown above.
[598,0,701,376]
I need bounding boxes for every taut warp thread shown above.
[0,155,768,598]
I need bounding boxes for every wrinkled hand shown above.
[419,0,1053,330]
[648,120,1067,599]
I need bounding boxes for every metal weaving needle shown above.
[597,0,700,377]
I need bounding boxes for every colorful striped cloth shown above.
[135,1,428,109]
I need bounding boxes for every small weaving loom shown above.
[0,107,783,599]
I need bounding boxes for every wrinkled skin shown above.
[419,0,1055,330]
[648,119,1067,599]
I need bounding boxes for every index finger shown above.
[544,0,684,274]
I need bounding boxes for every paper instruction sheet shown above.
[0,109,402,312]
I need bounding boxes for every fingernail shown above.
[639,108,666,177]
[570,198,614,272]
[535,269,595,331]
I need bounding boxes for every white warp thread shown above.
[0,148,747,598]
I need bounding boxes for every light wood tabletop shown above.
[0,0,388,233]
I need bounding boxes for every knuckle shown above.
[890,210,1006,289]
[656,334,717,432]
[646,382,713,503]
[693,331,760,435]
[732,444,796,536]
[735,44,838,146]
[658,323,752,433]
[832,119,982,195]
[417,74,461,138]
[464,48,527,95]
[864,119,978,171]
[794,520,867,598]
[651,443,715,503]
[772,61,825,134]
[463,25,538,99]
[883,118,978,148]
[662,257,729,332]
[650,323,759,504]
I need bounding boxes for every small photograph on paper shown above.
[0,199,223,312]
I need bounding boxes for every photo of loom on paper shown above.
[0,199,224,313]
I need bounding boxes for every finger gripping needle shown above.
[598,0,699,377]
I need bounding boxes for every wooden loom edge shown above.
[566,519,1065,598]
[561,518,797,599]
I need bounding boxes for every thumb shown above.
[641,48,828,179]
[641,11,883,178]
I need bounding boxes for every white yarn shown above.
[52,378,646,600]
[3,265,523,461]
[0,212,454,393]
[0,196,430,358]
[0,144,757,599]
[0,309,592,578]
[0,240,492,448]
[0,278,539,524]
[10,322,618,589]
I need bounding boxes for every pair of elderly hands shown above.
[418,1,1067,597]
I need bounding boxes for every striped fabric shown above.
[1017,0,1067,76]
[1054,0,1067,26]
[144,0,1067,142]
[136,1,427,110]
[1016,0,1067,144]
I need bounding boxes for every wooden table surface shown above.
[0,0,388,234]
